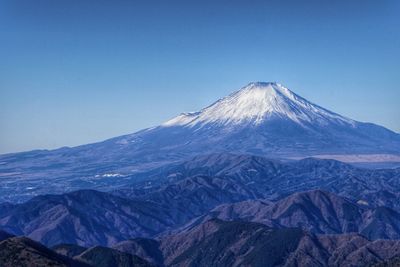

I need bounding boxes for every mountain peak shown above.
[240,81,284,95]
[238,82,297,103]
[245,81,277,87]
[163,82,354,128]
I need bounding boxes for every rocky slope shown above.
[53,243,154,267]
[2,188,400,249]
[179,190,400,240]
[115,219,400,267]
[74,246,153,267]
[0,190,189,247]
[117,154,400,214]
[2,219,400,267]
[112,238,164,267]
[0,234,153,267]
[0,236,90,267]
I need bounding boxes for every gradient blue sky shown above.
[1,0,399,154]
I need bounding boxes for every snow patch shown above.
[94,173,123,178]
[357,200,369,206]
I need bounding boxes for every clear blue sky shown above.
[1,0,399,154]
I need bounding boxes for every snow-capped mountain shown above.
[1,82,399,202]
[163,82,354,128]
[115,81,399,157]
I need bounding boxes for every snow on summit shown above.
[163,82,355,128]
[115,81,399,158]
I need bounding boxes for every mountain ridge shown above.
[2,187,400,247]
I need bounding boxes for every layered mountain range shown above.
[1,82,400,202]
[2,153,400,266]
[1,184,400,247]
[0,234,152,267]
[1,82,400,266]
[2,218,400,267]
